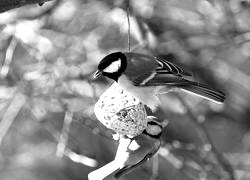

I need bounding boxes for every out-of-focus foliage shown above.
[0,0,250,180]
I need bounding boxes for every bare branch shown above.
[0,93,26,145]
[0,0,53,13]
[126,0,131,52]
[1,36,17,78]
[176,94,235,180]
[56,110,73,157]
[64,148,97,167]
[41,119,98,167]
[150,155,159,180]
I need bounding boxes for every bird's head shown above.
[94,52,127,81]
[144,117,163,138]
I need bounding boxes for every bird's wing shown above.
[133,72,190,86]
[114,141,161,179]
[125,52,191,86]
[155,57,192,76]
[125,52,225,103]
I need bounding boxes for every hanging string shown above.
[126,0,131,52]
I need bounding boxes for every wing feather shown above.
[124,52,225,103]
[134,73,189,86]
[155,57,191,76]
[131,55,192,86]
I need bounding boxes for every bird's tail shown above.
[177,81,226,104]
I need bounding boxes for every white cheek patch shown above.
[128,140,140,151]
[103,59,121,73]
[147,125,161,136]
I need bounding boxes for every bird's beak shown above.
[93,70,102,79]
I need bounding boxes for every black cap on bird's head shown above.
[94,52,127,81]
[144,116,163,139]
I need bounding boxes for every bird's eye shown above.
[103,59,121,73]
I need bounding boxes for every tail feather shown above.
[177,81,225,103]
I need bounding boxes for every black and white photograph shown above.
[0,0,249,180]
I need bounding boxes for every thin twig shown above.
[56,110,73,157]
[1,36,17,78]
[23,0,61,20]
[176,94,235,180]
[41,120,98,167]
[158,146,183,169]
[29,104,114,144]
[150,155,159,180]
[64,148,97,167]
[158,146,199,180]
[126,0,131,52]
[0,93,26,146]
[0,0,53,13]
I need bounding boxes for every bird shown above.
[88,117,163,180]
[94,52,226,111]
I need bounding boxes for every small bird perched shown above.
[94,52,225,111]
[88,117,163,180]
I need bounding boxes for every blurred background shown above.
[0,0,250,179]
